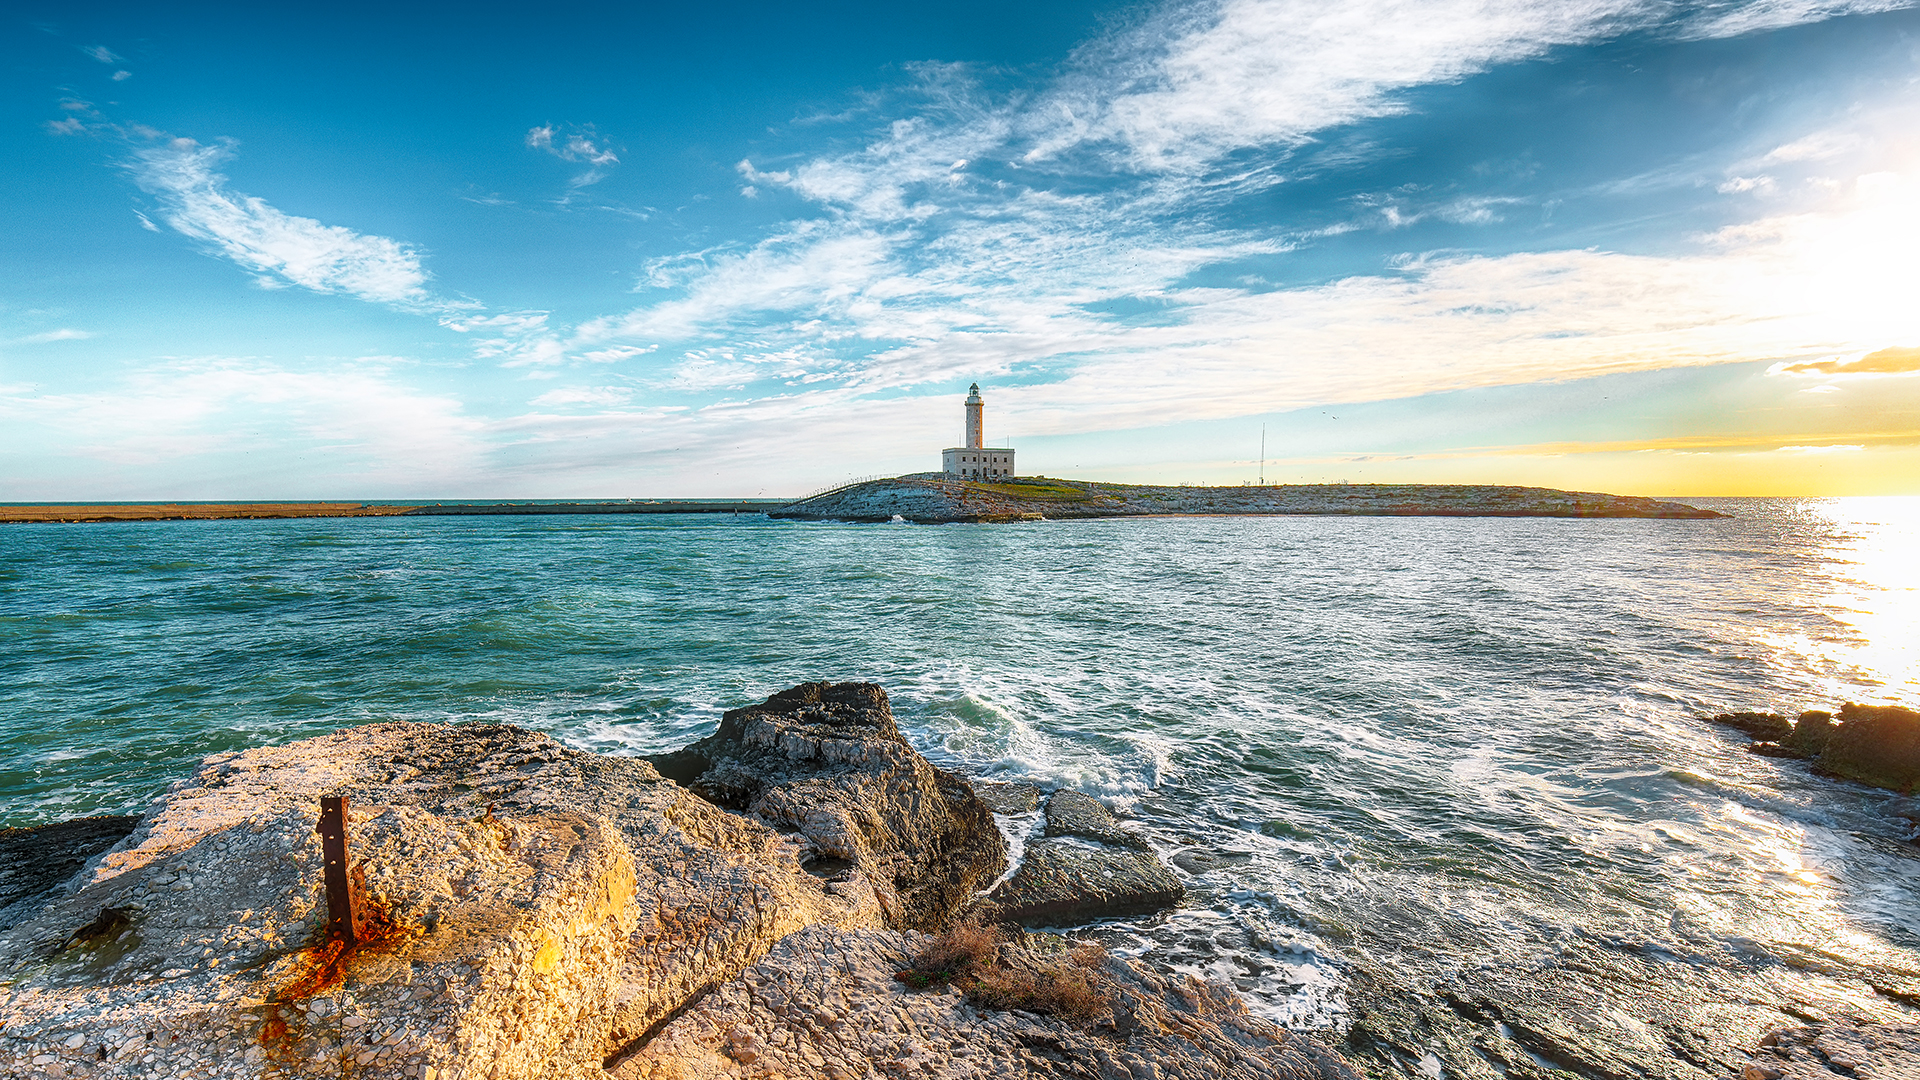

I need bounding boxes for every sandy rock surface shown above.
[0,719,879,1079]
[611,925,1360,1080]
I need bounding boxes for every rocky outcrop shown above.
[1711,701,1920,795]
[5,683,1287,1080]
[0,719,890,1080]
[1743,1020,1920,1079]
[610,925,1361,1080]
[1821,704,1920,792]
[646,681,1006,931]
[772,476,1722,524]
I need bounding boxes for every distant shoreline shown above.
[0,500,778,524]
[0,479,1725,524]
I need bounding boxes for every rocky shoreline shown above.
[6,683,1912,1079]
[768,476,1722,524]
[0,683,1352,1079]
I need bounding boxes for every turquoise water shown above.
[4,500,1917,1070]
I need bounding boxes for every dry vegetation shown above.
[895,914,1109,1024]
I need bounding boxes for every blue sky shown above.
[5,0,1918,498]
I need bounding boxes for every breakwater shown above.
[0,501,780,524]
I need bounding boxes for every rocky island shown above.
[768,476,1722,524]
[0,683,1357,1080]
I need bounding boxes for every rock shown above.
[988,838,1184,926]
[1819,703,1920,793]
[0,814,139,931]
[1043,790,1149,850]
[1708,711,1793,743]
[1745,1020,1920,1079]
[0,719,887,1080]
[1789,710,1835,756]
[647,681,1006,931]
[610,924,1361,1080]
[1170,847,1255,875]
[972,780,1043,815]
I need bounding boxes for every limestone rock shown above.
[1043,790,1149,850]
[648,682,1006,931]
[989,838,1184,926]
[972,780,1043,815]
[1744,1020,1920,1080]
[610,925,1361,1080]
[1819,703,1920,793]
[0,721,880,1080]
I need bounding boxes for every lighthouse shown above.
[941,383,1016,480]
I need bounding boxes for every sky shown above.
[4,0,1919,498]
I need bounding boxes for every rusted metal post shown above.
[318,796,355,944]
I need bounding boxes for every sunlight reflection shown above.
[1783,497,1920,701]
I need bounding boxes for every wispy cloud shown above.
[1771,345,1920,377]
[80,45,121,64]
[126,137,464,312]
[0,359,487,485]
[526,124,620,190]
[10,329,93,344]
[559,0,1920,445]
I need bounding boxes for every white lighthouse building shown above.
[941,383,1016,480]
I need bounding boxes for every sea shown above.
[3,498,1916,1076]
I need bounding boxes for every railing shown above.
[788,474,892,504]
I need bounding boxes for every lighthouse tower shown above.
[942,382,1016,480]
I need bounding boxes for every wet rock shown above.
[1819,703,1920,793]
[1790,710,1836,755]
[988,838,1184,926]
[1745,1019,1920,1079]
[1709,711,1793,743]
[1043,789,1150,850]
[612,924,1362,1080]
[647,681,1006,931]
[0,814,139,932]
[1170,847,1255,875]
[972,780,1043,815]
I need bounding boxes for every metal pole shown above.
[318,796,355,944]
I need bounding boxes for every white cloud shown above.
[1718,175,1775,194]
[11,329,93,344]
[81,45,121,64]
[0,359,486,484]
[112,70,131,81]
[1680,0,1915,40]
[127,137,458,312]
[526,124,620,189]
[530,386,635,408]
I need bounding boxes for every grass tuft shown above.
[895,915,1109,1024]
